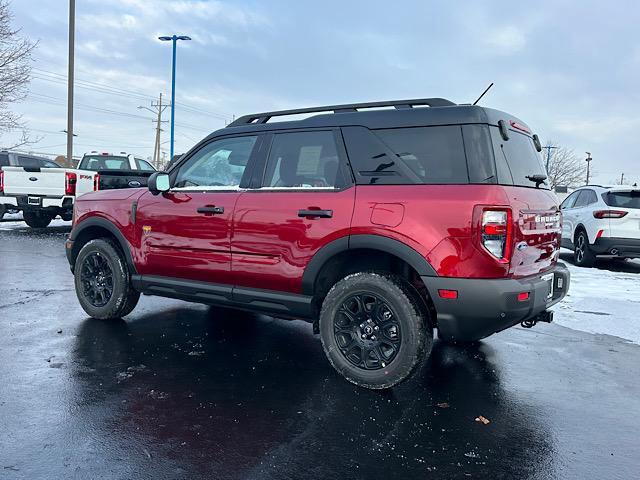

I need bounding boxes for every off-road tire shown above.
[23,211,53,228]
[74,238,140,319]
[574,229,596,267]
[319,272,432,389]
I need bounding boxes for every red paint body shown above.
[74,182,560,294]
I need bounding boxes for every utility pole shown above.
[543,145,559,172]
[66,0,75,166]
[620,172,625,185]
[585,152,592,185]
[138,93,169,169]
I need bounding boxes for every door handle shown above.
[197,206,224,215]
[298,208,333,218]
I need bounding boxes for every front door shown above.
[136,134,259,283]
[232,130,355,294]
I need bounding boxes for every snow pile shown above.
[554,253,640,344]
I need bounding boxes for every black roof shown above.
[204,98,531,141]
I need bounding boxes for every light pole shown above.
[585,152,592,185]
[66,0,75,166]
[158,35,191,161]
[542,145,558,173]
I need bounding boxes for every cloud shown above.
[484,26,527,55]
[78,41,127,60]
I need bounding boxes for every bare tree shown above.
[544,141,588,189]
[0,0,36,147]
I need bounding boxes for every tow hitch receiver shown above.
[521,310,553,329]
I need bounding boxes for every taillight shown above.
[0,170,4,194]
[593,210,628,219]
[481,209,513,263]
[65,171,77,196]
[93,173,100,191]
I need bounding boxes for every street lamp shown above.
[158,35,191,161]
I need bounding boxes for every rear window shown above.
[603,191,640,209]
[80,155,129,171]
[490,127,549,189]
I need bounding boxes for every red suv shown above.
[66,98,570,389]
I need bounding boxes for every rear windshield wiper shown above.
[525,174,548,188]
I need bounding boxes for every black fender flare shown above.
[69,217,137,273]
[301,234,438,296]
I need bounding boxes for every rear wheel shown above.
[574,230,596,267]
[74,238,140,319]
[319,272,432,389]
[23,211,53,228]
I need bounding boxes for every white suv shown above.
[560,185,640,266]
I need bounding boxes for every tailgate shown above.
[604,190,640,240]
[98,170,153,190]
[503,186,561,277]
[1,167,67,196]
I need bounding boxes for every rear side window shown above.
[490,127,549,189]
[262,131,346,188]
[574,189,597,208]
[17,156,42,168]
[603,191,640,209]
[0,153,8,167]
[343,126,469,184]
[375,126,468,184]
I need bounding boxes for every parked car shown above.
[77,152,156,190]
[560,185,640,266]
[0,151,62,219]
[65,98,570,389]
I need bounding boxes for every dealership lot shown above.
[1,220,639,479]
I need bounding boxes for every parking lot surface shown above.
[1,220,639,479]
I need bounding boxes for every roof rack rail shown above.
[227,97,456,127]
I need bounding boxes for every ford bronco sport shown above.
[65,98,570,389]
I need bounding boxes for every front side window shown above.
[174,136,257,189]
[262,131,344,188]
[17,156,42,168]
[560,191,580,210]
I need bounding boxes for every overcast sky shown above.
[5,0,640,184]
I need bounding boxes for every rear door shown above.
[135,134,260,283]
[231,129,355,293]
[603,189,640,239]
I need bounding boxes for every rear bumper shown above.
[591,237,640,257]
[6,195,74,211]
[422,263,570,341]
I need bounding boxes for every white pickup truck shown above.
[0,151,155,228]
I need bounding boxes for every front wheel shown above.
[23,211,53,228]
[74,238,140,319]
[319,272,432,389]
[574,230,596,267]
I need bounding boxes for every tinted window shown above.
[79,155,130,170]
[462,124,497,184]
[42,160,61,168]
[603,191,640,209]
[17,156,43,168]
[175,136,257,189]
[490,127,549,189]
[0,153,9,167]
[560,191,580,210]
[136,159,155,171]
[262,131,344,188]
[375,126,468,184]
[574,189,597,208]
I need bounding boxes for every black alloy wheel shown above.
[80,252,114,307]
[334,292,401,370]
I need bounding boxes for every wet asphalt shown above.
[0,222,639,480]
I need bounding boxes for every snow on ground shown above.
[0,213,69,230]
[553,249,640,344]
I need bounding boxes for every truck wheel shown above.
[23,211,53,228]
[61,212,73,222]
[319,272,432,389]
[574,230,596,267]
[74,238,140,320]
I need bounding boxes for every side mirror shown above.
[148,172,171,195]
